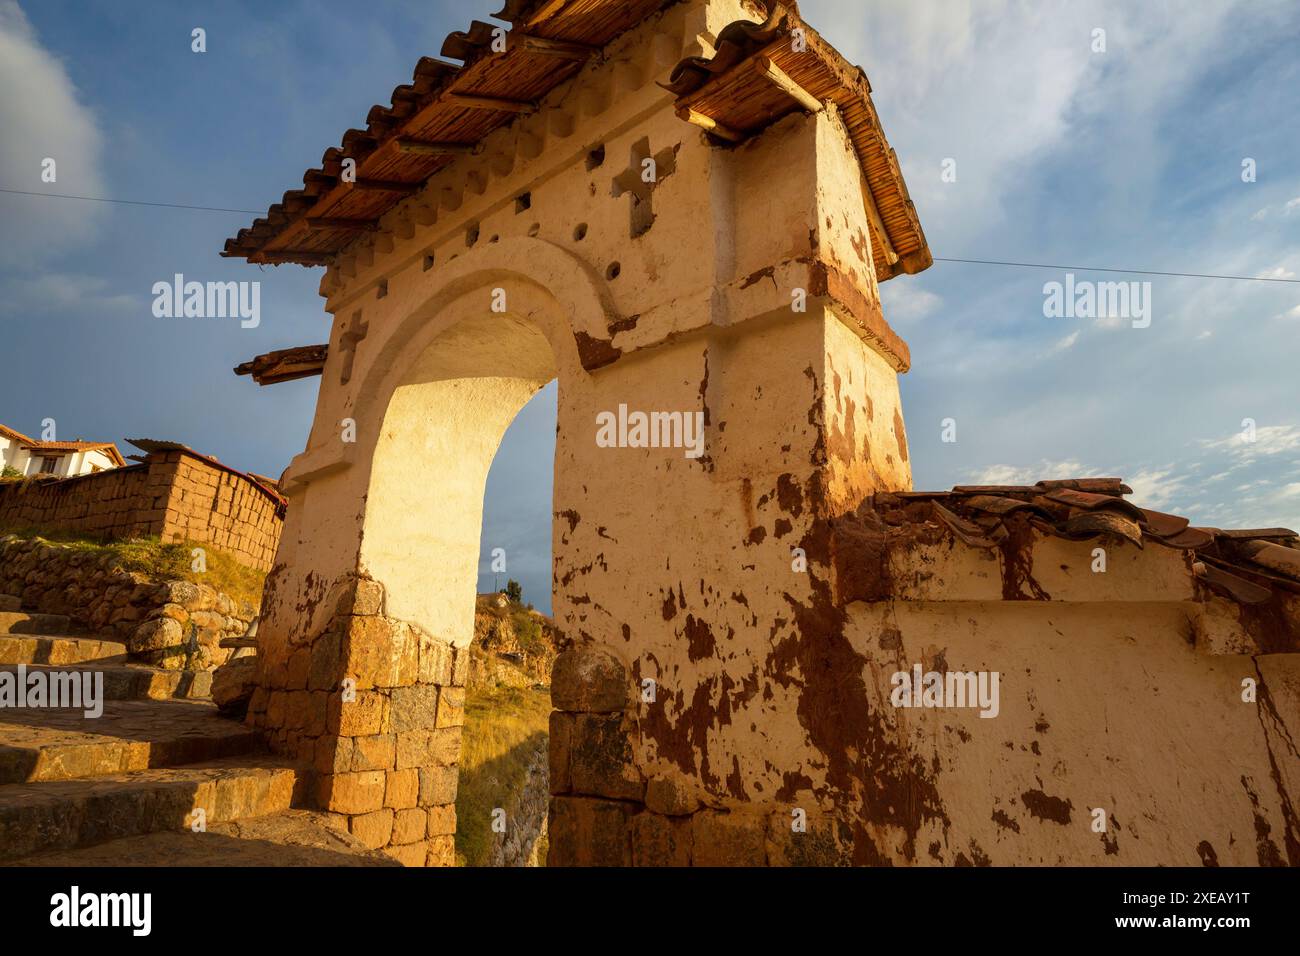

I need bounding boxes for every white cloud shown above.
[804,0,1267,247]
[963,459,1094,487]
[1256,265,1297,280]
[1201,423,1300,458]
[1045,330,1080,355]
[0,1,106,266]
[880,282,941,321]
[0,273,139,318]
[1284,197,1300,215]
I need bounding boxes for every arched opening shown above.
[453,382,559,866]
[359,281,565,866]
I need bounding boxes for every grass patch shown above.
[454,683,551,867]
[0,529,267,610]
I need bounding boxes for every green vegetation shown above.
[454,683,551,867]
[0,529,267,610]
[509,607,547,657]
[0,466,21,479]
[504,578,523,604]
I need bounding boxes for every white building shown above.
[0,424,125,478]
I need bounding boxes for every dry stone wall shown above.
[0,535,256,671]
[0,449,284,571]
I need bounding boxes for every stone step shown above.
[0,756,301,862]
[10,808,398,867]
[0,610,73,636]
[0,595,19,612]
[0,633,128,666]
[0,699,261,784]
[0,662,211,702]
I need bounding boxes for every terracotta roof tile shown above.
[663,3,930,280]
[874,476,1300,605]
[0,424,35,444]
[223,0,675,266]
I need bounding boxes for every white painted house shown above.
[0,424,125,478]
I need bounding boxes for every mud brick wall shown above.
[0,465,154,538]
[0,450,284,571]
[150,452,283,571]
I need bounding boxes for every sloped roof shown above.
[222,0,930,283]
[872,478,1300,608]
[7,430,127,468]
[663,3,930,280]
[126,439,287,508]
[0,424,34,444]
[222,0,675,266]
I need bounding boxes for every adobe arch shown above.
[231,0,927,866]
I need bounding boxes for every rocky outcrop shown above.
[470,600,562,690]
[489,735,550,867]
[0,535,256,671]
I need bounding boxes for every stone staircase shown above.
[0,597,393,866]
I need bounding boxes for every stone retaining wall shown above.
[0,535,257,671]
[0,449,284,571]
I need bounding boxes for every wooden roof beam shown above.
[752,55,824,113]
[305,217,379,233]
[515,34,598,60]
[350,178,423,195]
[677,107,743,143]
[860,179,899,268]
[445,92,537,114]
[251,250,333,265]
[395,138,480,156]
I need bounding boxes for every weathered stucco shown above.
[242,0,1299,866]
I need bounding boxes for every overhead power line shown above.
[4,186,1297,283]
[0,187,261,216]
[934,257,1300,284]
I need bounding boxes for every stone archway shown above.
[246,241,624,865]
[234,1,925,867]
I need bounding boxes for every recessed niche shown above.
[466,223,480,247]
[515,192,532,213]
[573,223,588,241]
[376,279,388,299]
[606,261,621,280]
[527,223,541,237]
[586,145,605,170]
[423,253,435,271]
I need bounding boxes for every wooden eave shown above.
[222,0,675,267]
[235,345,330,386]
[665,4,931,281]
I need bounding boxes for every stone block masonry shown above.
[0,448,284,571]
[247,575,467,866]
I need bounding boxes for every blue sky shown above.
[2,0,1298,615]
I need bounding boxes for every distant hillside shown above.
[454,595,563,866]
[467,594,564,690]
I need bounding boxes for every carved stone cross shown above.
[611,137,678,240]
[338,311,369,385]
